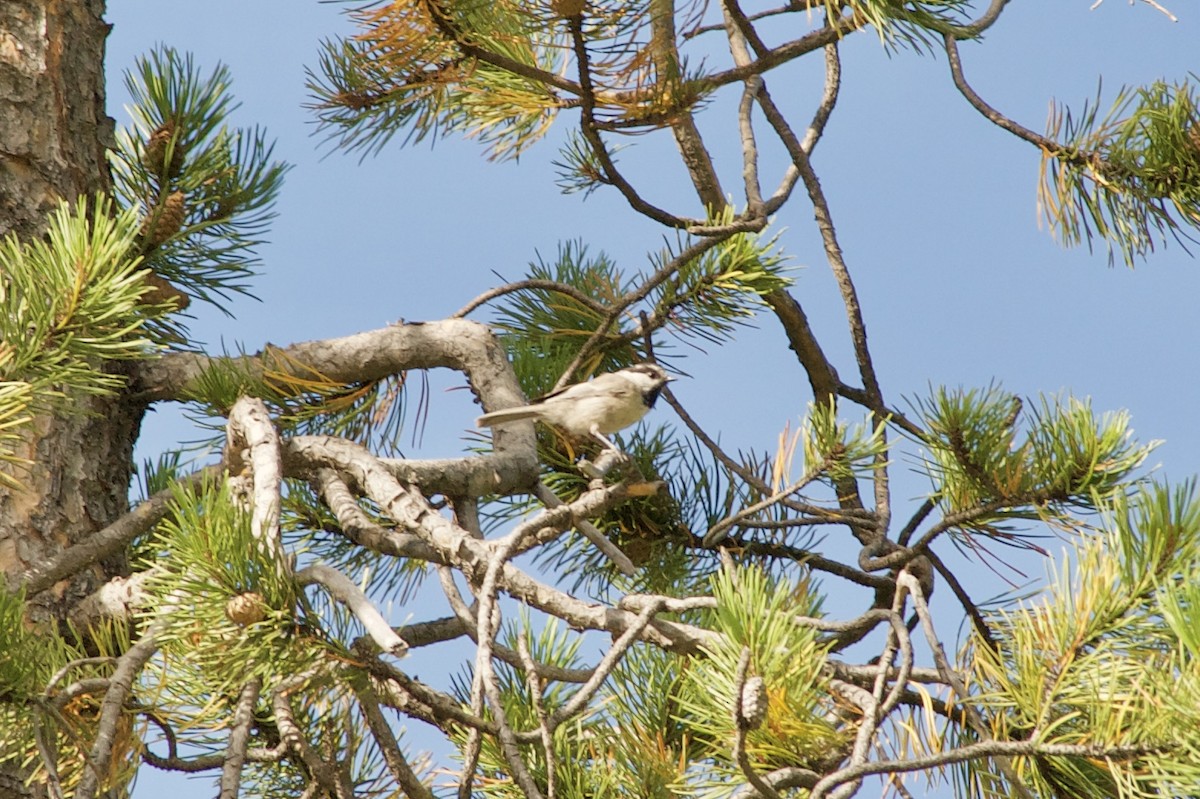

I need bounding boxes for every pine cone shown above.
[140,190,187,247]
[225,591,267,626]
[142,122,186,179]
[738,676,768,730]
[137,270,190,310]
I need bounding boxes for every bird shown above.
[476,363,674,452]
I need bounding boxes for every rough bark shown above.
[0,2,135,797]
[0,0,115,240]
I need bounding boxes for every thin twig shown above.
[75,621,164,799]
[452,278,611,319]
[533,482,636,574]
[703,462,829,546]
[567,15,693,230]
[33,710,66,799]
[516,634,557,799]
[811,738,1168,795]
[356,680,435,799]
[473,531,546,799]
[45,657,117,695]
[552,234,729,390]
[722,2,766,215]
[703,15,864,93]
[218,678,261,799]
[943,34,1060,151]
[547,599,664,728]
[900,571,1036,799]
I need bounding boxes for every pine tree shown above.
[4,2,1200,799]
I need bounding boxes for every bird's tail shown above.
[476,407,539,428]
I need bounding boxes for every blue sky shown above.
[104,2,1198,796]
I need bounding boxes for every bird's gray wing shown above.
[537,373,633,403]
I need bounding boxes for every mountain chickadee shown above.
[476,363,674,452]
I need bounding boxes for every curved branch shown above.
[136,319,540,496]
[567,15,694,230]
[452,278,611,319]
[296,562,409,656]
[943,34,1060,152]
[75,622,163,799]
[704,14,865,92]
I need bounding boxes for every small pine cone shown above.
[1189,125,1200,156]
[206,195,239,223]
[138,270,190,310]
[738,676,768,730]
[142,122,186,179]
[225,591,267,626]
[140,190,187,247]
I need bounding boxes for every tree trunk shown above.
[0,2,143,797]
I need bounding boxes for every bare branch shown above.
[273,683,354,799]
[19,466,219,596]
[814,738,1170,796]
[899,570,1037,799]
[649,0,726,212]
[355,681,436,799]
[704,14,865,93]
[547,598,664,728]
[566,15,695,230]
[285,436,719,653]
[218,678,261,799]
[311,466,444,562]
[515,634,557,799]
[942,34,1060,152]
[75,621,163,799]
[703,462,828,546]
[226,396,287,574]
[532,482,636,574]
[472,520,546,799]
[452,278,611,320]
[296,562,409,656]
[722,1,766,213]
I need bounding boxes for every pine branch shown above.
[19,466,219,596]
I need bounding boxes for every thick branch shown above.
[136,320,539,496]
[226,397,287,573]
[19,467,219,596]
[284,436,719,654]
